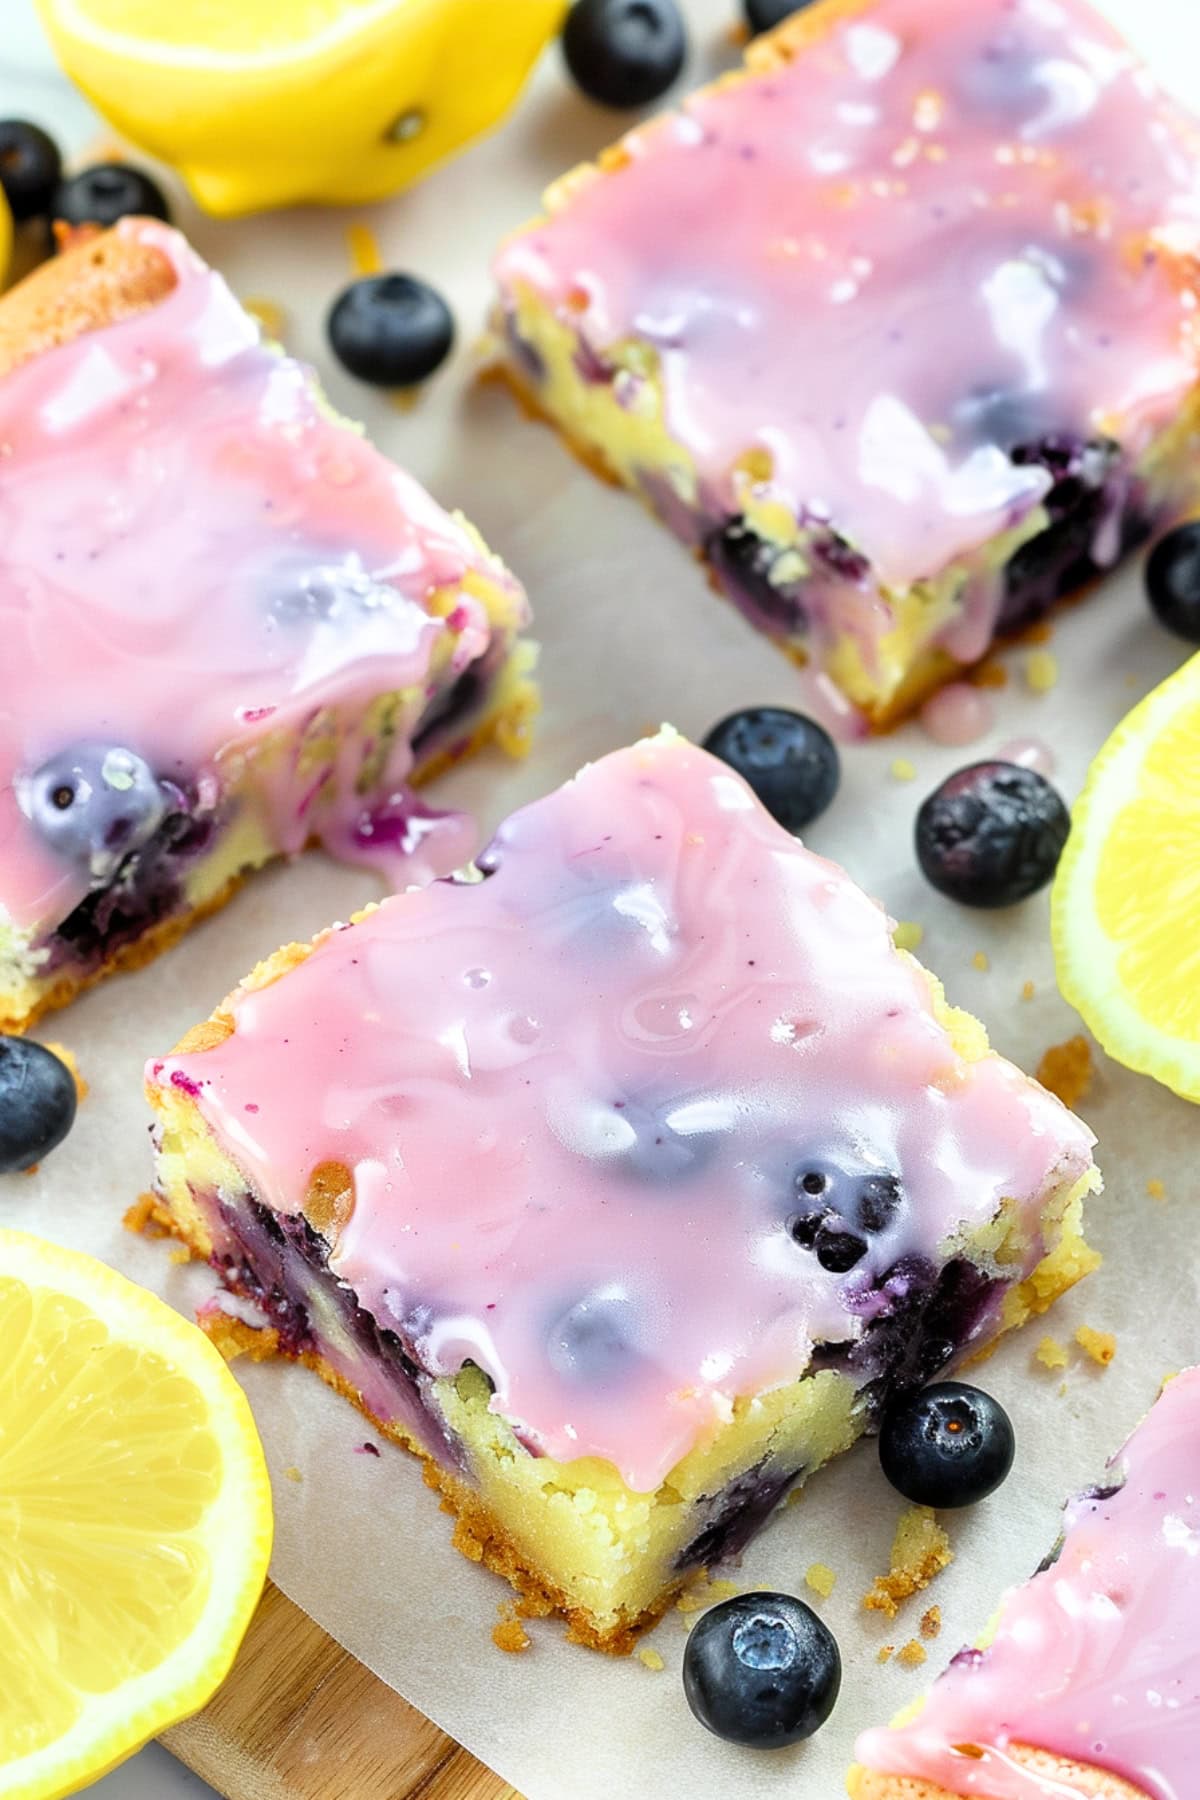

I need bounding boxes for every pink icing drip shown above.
[154,736,1094,1492]
[855,1367,1200,1800]
[495,0,1200,610]
[920,682,996,747]
[0,221,512,932]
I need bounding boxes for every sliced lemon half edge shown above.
[1052,650,1200,1103]
[0,1229,272,1800]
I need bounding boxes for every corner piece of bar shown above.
[145,730,1099,1651]
[849,1367,1199,1799]
[0,219,534,1032]
[491,0,1200,728]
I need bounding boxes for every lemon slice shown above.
[36,0,566,215]
[1052,651,1200,1102]
[0,1230,272,1800]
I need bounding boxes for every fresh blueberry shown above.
[1146,522,1200,644]
[50,163,170,240]
[682,1592,841,1748]
[790,1161,902,1244]
[0,120,62,222]
[703,707,840,835]
[706,521,809,633]
[879,1381,1015,1508]
[0,1037,78,1173]
[546,1289,640,1385]
[562,0,687,109]
[915,761,1070,907]
[17,744,171,884]
[327,274,454,387]
[743,0,814,34]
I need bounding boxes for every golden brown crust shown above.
[849,1744,1149,1798]
[304,1159,355,1240]
[0,223,176,379]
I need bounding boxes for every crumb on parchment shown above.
[283,1465,302,1484]
[1035,1336,1069,1371]
[492,1607,532,1654]
[44,1042,87,1101]
[1035,1036,1093,1109]
[897,1640,928,1667]
[1076,1324,1117,1367]
[891,758,917,782]
[877,1644,895,1664]
[638,1648,665,1672]
[1147,1178,1167,1201]
[972,951,990,972]
[677,1574,740,1614]
[864,1507,954,1619]
[920,1606,942,1640]
[198,1311,280,1365]
[805,1563,837,1599]
[1025,649,1059,693]
[893,921,924,953]
[1020,980,1036,1001]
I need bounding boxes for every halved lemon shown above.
[1052,651,1200,1102]
[0,1230,272,1800]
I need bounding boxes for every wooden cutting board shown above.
[163,1581,522,1800]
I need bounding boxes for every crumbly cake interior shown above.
[0,221,535,1033]
[146,735,1099,1650]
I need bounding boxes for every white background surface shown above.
[2,2,1200,1797]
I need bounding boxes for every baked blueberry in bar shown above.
[0,219,534,1032]
[145,731,1098,1650]
[492,0,1200,729]
[850,1367,1200,1800]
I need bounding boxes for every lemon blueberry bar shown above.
[850,1367,1200,1800]
[0,220,533,1032]
[492,0,1200,728]
[146,731,1098,1651]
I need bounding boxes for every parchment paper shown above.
[2,4,1199,1795]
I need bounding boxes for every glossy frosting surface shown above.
[155,735,1094,1492]
[495,0,1200,589]
[0,220,511,933]
[855,1366,1200,1799]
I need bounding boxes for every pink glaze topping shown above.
[855,1367,1200,1800]
[154,735,1094,1492]
[0,220,519,934]
[495,0,1200,610]
[920,683,996,748]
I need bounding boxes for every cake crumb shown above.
[897,1639,928,1667]
[877,1644,895,1664]
[44,1042,87,1101]
[1020,979,1036,1001]
[969,660,1008,689]
[864,1507,954,1618]
[890,757,917,782]
[492,1613,532,1655]
[1076,1324,1117,1367]
[919,1606,942,1640]
[893,920,924,953]
[1035,1335,1069,1371]
[638,1647,665,1672]
[707,1579,740,1602]
[198,1311,280,1365]
[123,1191,175,1238]
[347,220,382,275]
[1147,1178,1167,1201]
[972,950,990,972]
[1025,649,1059,693]
[168,1246,191,1266]
[283,1465,303,1484]
[805,1563,837,1599]
[1035,1036,1093,1109]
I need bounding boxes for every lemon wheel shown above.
[0,1230,272,1800]
[1052,651,1200,1102]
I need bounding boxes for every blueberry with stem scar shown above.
[17,744,171,884]
[879,1381,1016,1508]
[683,1591,841,1748]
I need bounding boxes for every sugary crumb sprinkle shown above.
[1147,1178,1167,1201]
[1076,1324,1117,1367]
[864,1507,954,1618]
[1025,649,1059,693]
[1035,1335,1069,1371]
[1035,1035,1093,1109]
[1020,979,1036,1001]
[805,1562,837,1598]
[283,1465,303,1484]
[898,1639,928,1667]
[638,1647,665,1672]
[972,950,990,972]
[492,1614,532,1654]
[919,1605,942,1640]
[877,1644,895,1664]
[890,757,917,782]
[893,920,925,952]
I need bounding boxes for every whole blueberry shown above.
[0,1037,78,1173]
[683,1592,841,1748]
[50,163,170,240]
[1146,522,1200,644]
[327,274,454,387]
[562,0,687,109]
[743,0,814,34]
[17,744,170,883]
[0,120,62,222]
[879,1381,1015,1508]
[915,761,1069,907]
[703,707,840,834]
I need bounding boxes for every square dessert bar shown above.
[146,732,1099,1651]
[850,1367,1200,1800]
[492,0,1200,728]
[0,219,534,1032]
